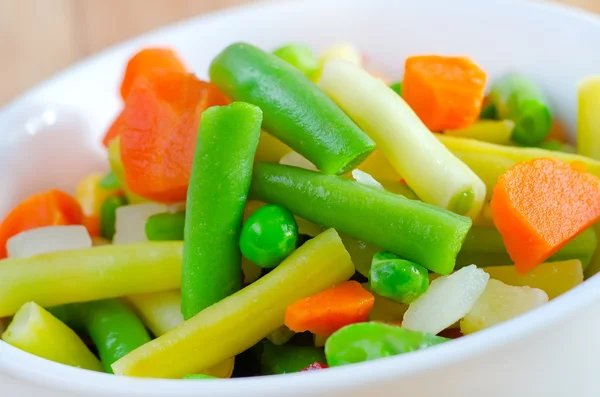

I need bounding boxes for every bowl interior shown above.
[1,0,600,396]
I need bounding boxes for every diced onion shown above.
[7,225,92,259]
[351,169,384,190]
[113,203,168,245]
[402,265,489,334]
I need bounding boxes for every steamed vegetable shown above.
[369,252,429,304]
[145,211,186,241]
[209,43,375,174]
[363,284,409,323]
[491,158,600,273]
[460,279,548,334]
[107,138,147,204]
[2,302,103,371]
[266,326,296,346]
[284,281,374,335]
[273,43,318,78]
[259,342,325,375]
[325,322,448,367]
[578,76,600,160]
[125,290,235,378]
[76,173,121,236]
[7,225,91,259]
[314,42,362,81]
[120,70,229,203]
[251,163,472,274]
[0,242,183,317]
[111,229,354,378]
[437,134,600,198]
[240,204,299,268]
[100,196,127,240]
[318,59,486,218]
[403,265,489,334]
[444,120,514,145]
[403,55,487,131]
[483,260,583,299]
[182,102,262,319]
[120,48,186,101]
[456,226,596,269]
[113,203,167,245]
[488,73,552,146]
[54,299,151,373]
[0,190,83,258]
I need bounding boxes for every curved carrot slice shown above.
[0,190,84,258]
[102,110,125,147]
[120,48,186,101]
[491,158,600,273]
[403,55,486,131]
[284,281,374,336]
[120,70,229,203]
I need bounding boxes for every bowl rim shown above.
[1,0,600,395]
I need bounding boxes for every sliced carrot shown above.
[403,55,487,131]
[120,70,230,203]
[102,110,125,147]
[491,158,600,273]
[120,48,186,101]
[0,190,84,258]
[284,281,375,336]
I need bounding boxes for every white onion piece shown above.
[7,225,92,259]
[279,152,318,171]
[403,265,489,335]
[113,203,168,245]
[351,169,384,190]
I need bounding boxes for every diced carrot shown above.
[403,55,487,131]
[120,70,230,203]
[491,158,600,273]
[0,190,83,258]
[120,48,186,101]
[102,110,125,147]
[284,281,375,336]
[82,215,100,237]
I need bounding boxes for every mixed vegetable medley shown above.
[2,41,600,380]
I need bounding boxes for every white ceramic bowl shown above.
[1,0,600,396]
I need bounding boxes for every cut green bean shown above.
[146,211,185,241]
[2,302,103,371]
[100,196,127,240]
[251,163,472,274]
[273,43,318,79]
[209,43,375,175]
[488,73,552,146]
[325,322,448,367]
[318,59,486,218]
[0,243,183,317]
[182,102,262,319]
[54,299,151,373]
[457,226,597,270]
[259,342,325,375]
[479,103,498,120]
[112,229,354,378]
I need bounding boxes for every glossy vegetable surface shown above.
[209,43,375,174]
[259,342,326,375]
[369,252,429,304]
[251,163,472,274]
[145,211,185,241]
[182,102,262,319]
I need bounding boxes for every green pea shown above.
[100,196,127,240]
[325,322,448,367]
[273,43,319,79]
[240,204,298,268]
[369,252,429,304]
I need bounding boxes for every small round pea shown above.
[369,251,429,304]
[240,204,299,268]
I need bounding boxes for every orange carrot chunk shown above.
[491,158,600,274]
[120,70,229,203]
[284,281,375,336]
[120,48,186,101]
[403,55,486,131]
[0,190,84,258]
[102,110,125,147]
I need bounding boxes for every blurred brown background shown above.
[0,0,597,106]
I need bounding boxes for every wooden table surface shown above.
[0,0,598,106]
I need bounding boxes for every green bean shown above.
[273,43,318,79]
[100,196,127,240]
[259,342,325,375]
[146,211,185,241]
